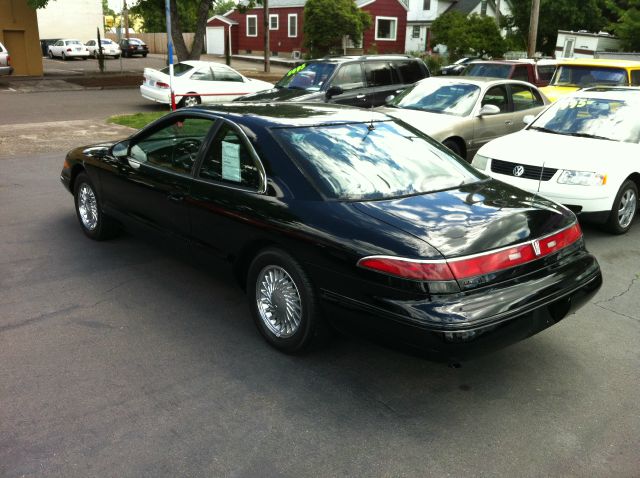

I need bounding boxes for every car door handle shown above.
[356,94,366,99]
[504,120,513,125]
[167,192,184,203]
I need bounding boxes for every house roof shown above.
[207,14,238,25]
[233,0,407,10]
[446,0,497,15]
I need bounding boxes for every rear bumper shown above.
[140,84,170,104]
[0,65,12,75]
[322,250,602,360]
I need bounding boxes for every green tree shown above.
[431,12,506,60]
[614,0,640,51]
[506,0,608,56]
[102,0,115,16]
[303,0,371,57]
[131,0,200,32]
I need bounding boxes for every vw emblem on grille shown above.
[513,165,525,177]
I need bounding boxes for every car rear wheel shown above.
[247,248,328,353]
[606,179,638,234]
[180,95,201,108]
[61,52,66,61]
[142,53,147,58]
[74,172,119,240]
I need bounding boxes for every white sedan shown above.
[472,87,640,234]
[140,61,273,108]
[48,39,90,60]
[85,39,121,58]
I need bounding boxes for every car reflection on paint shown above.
[60,103,602,360]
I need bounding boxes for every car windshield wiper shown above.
[564,132,614,141]
[529,126,564,135]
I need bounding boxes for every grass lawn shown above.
[107,111,167,129]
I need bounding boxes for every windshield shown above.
[550,65,628,87]
[273,121,482,200]
[160,63,194,76]
[275,62,336,91]
[464,63,511,78]
[389,81,480,116]
[530,95,640,143]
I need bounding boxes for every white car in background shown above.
[48,39,90,60]
[140,61,273,108]
[472,87,640,234]
[0,41,12,75]
[85,39,121,59]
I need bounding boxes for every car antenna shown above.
[368,98,375,131]
[535,161,545,200]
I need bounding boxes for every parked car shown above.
[463,60,552,87]
[472,87,640,234]
[85,39,121,59]
[0,42,12,76]
[237,55,430,107]
[141,61,273,107]
[60,103,602,359]
[378,77,549,160]
[540,58,640,102]
[119,38,148,57]
[440,57,478,76]
[48,39,90,60]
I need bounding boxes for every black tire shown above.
[114,54,120,59]
[61,52,66,61]
[247,248,328,353]
[605,179,638,234]
[48,50,53,59]
[142,53,147,58]
[179,94,201,108]
[73,172,119,240]
[443,138,464,159]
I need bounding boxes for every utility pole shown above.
[495,0,501,26]
[123,0,130,40]
[263,0,270,73]
[527,0,540,58]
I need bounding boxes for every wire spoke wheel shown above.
[77,183,98,231]
[256,265,303,338]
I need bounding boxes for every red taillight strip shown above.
[358,223,583,282]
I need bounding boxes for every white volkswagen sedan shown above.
[140,61,273,108]
[48,39,90,60]
[472,87,640,234]
[85,39,121,59]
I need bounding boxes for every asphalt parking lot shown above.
[0,77,639,477]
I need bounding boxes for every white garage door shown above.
[206,27,225,55]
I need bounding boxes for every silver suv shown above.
[0,42,13,76]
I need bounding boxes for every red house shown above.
[206,0,408,58]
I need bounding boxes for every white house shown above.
[405,0,512,53]
[555,30,621,59]
[37,0,104,42]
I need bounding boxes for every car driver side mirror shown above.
[325,85,344,99]
[385,95,395,104]
[478,104,501,116]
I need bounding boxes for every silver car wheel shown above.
[183,96,199,107]
[618,188,637,229]
[77,183,98,231]
[256,265,302,338]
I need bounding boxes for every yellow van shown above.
[540,58,640,101]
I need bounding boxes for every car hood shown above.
[237,87,325,102]
[377,107,462,139]
[353,179,573,258]
[539,85,578,102]
[479,129,633,170]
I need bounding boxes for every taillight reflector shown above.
[156,81,170,89]
[359,223,583,282]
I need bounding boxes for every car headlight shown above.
[557,170,606,186]
[471,154,490,171]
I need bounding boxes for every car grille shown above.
[491,159,557,181]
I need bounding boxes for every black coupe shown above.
[61,103,602,359]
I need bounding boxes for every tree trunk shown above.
[189,0,212,60]
[170,0,189,61]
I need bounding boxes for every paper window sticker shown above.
[221,141,242,182]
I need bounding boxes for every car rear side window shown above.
[129,117,216,175]
[160,63,194,77]
[191,67,214,81]
[213,67,243,82]
[395,60,427,84]
[199,124,262,190]
[631,70,640,86]
[365,61,400,87]
[510,84,543,111]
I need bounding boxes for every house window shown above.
[288,14,298,37]
[423,0,431,10]
[247,15,258,37]
[375,17,397,41]
[412,26,420,39]
[269,14,279,30]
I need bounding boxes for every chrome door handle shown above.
[168,192,184,202]
[505,120,513,125]
[356,94,366,99]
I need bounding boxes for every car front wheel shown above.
[606,179,638,234]
[247,248,328,353]
[74,172,119,240]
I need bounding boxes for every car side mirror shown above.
[325,85,344,99]
[111,140,129,159]
[478,104,501,116]
[523,114,535,125]
[385,95,395,104]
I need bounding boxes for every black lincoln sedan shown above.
[60,103,602,359]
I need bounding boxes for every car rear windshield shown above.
[101,40,113,45]
[66,40,82,45]
[464,63,512,78]
[389,81,480,116]
[129,38,144,45]
[275,62,336,91]
[272,121,482,200]
[160,63,194,76]
[551,66,628,87]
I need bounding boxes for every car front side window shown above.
[129,117,216,175]
[330,63,365,91]
[481,86,509,113]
